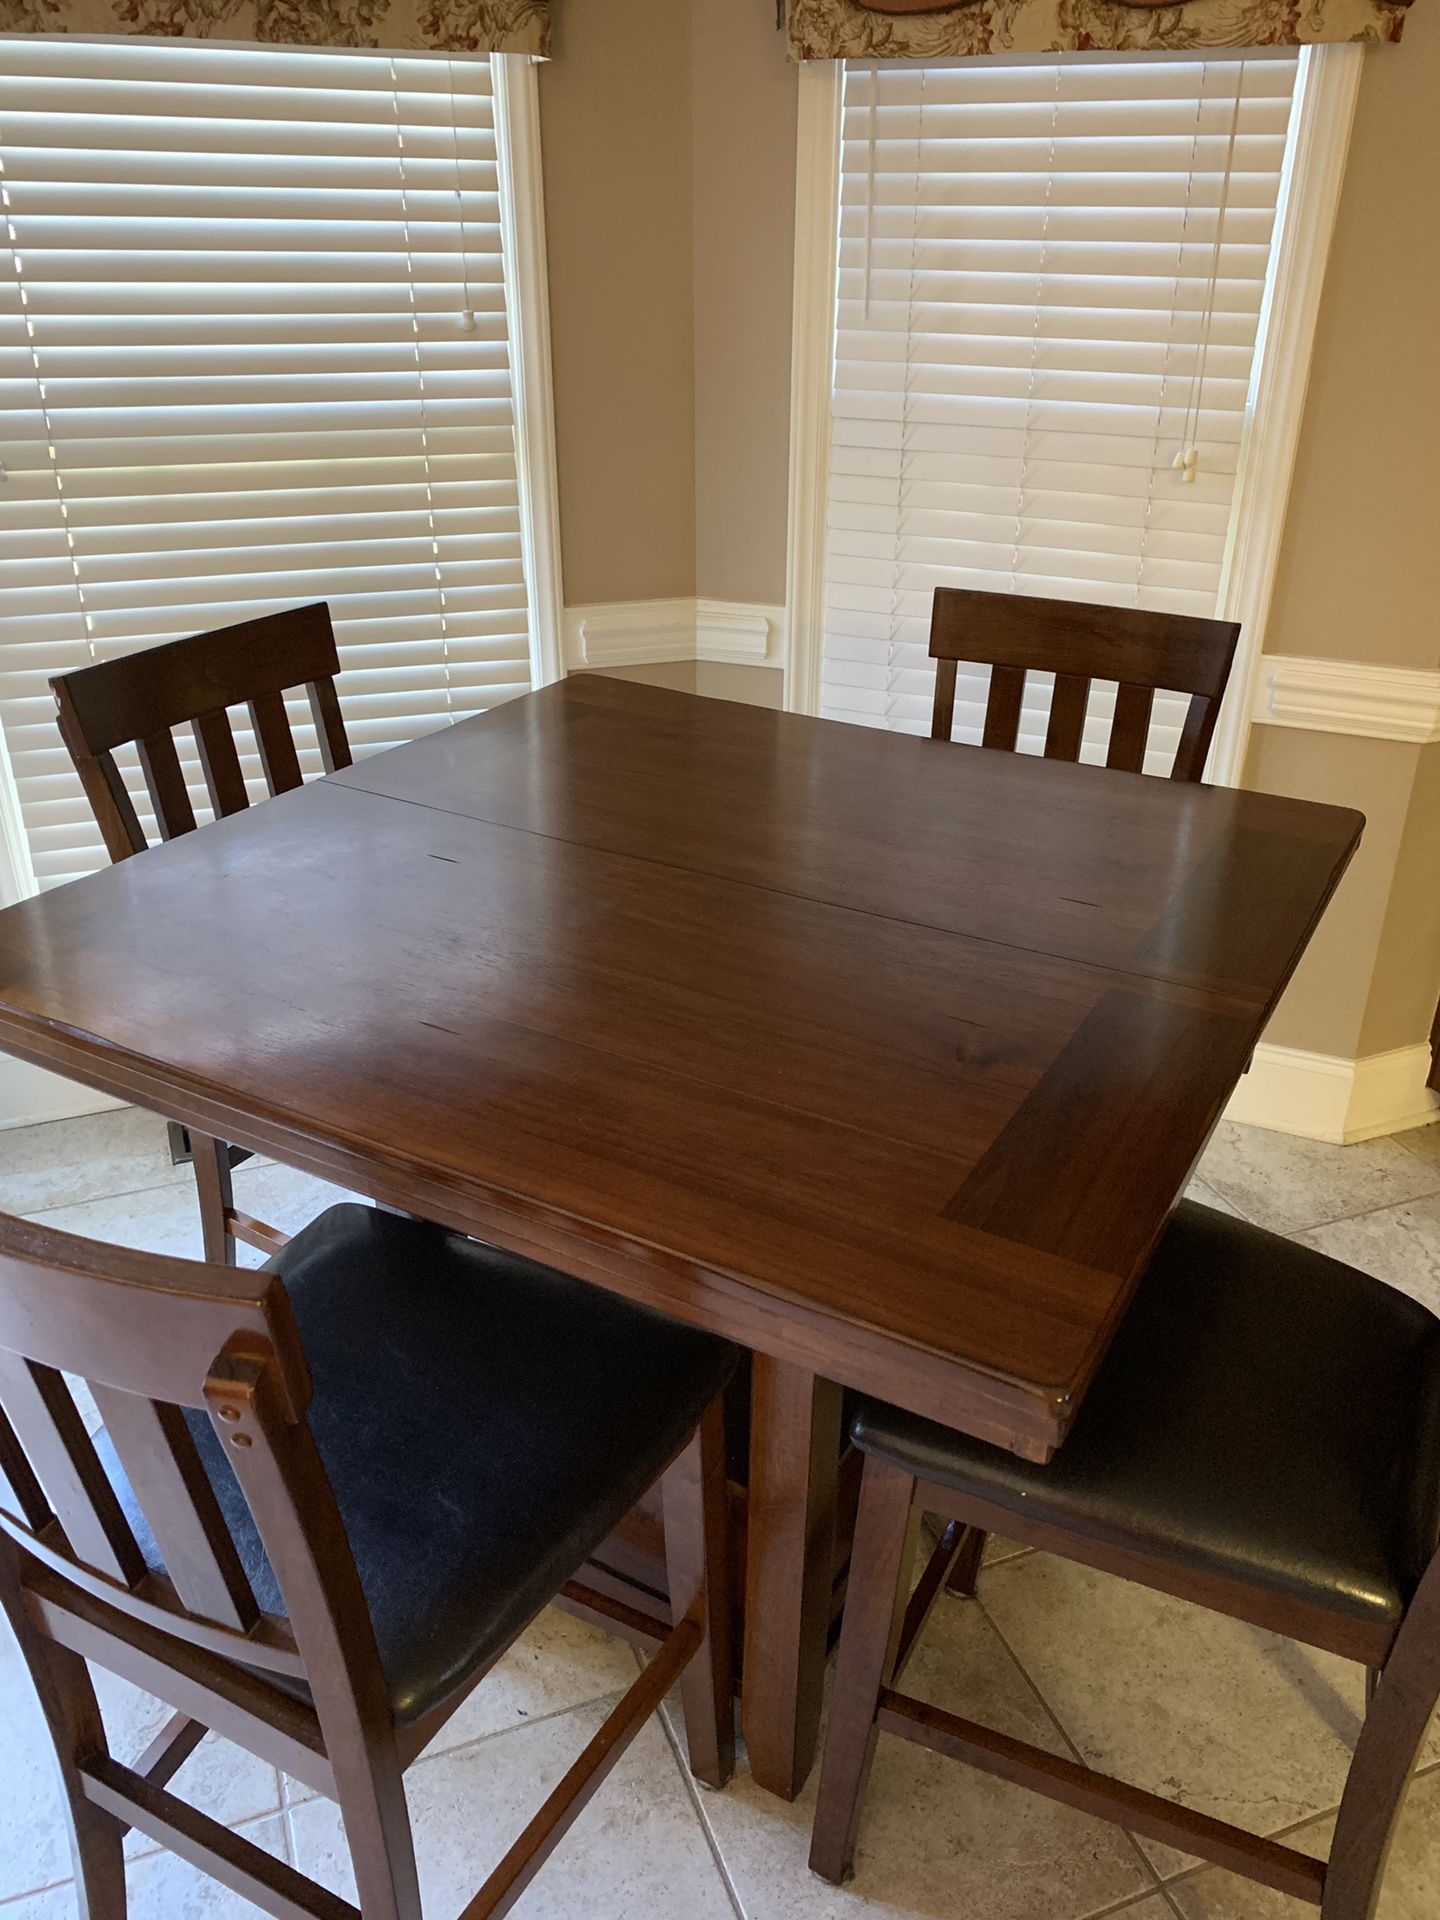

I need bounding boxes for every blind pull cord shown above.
[1175,64,1246,484]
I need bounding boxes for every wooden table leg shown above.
[742,1357,843,1801]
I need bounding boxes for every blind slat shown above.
[821,52,1297,755]
[1,40,533,887]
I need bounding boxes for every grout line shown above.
[975,1588,1174,1906]
[1287,1176,1440,1236]
[1077,1886,1184,1920]
[653,1696,748,1920]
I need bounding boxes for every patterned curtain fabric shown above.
[786,0,1411,56]
[0,0,548,52]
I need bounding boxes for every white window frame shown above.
[0,47,563,1127]
[782,44,1363,785]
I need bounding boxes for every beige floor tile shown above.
[123,1813,290,1919]
[1168,1763,1440,1919]
[0,1618,282,1899]
[1293,1192,1440,1317]
[984,1535,1033,1568]
[0,1105,186,1217]
[1393,1121,1440,1170]
[92,1670,283,1857]
[24,1163,364,1264]
[288,1695,736,1919]
[0,1815,290,1918]
[1184,1178,1244,1220]
[980,1553,1380,1881]
[698,1591,1155,1920]
[1195,1123,1440,1236]
[419,1606,644,1760]
[282,1604,644,1808]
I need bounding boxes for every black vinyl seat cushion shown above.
[852,1201,1440,1633]
[104,1204,737,1726]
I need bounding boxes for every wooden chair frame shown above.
[49,603,353,1266]
[927,587,1241,783]
[811,1458,1440,1917]
[0,1210,734,1920]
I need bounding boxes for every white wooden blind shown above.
[822,51,1299,759]
[0,39,533,888]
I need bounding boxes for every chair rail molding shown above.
[562,600,787,672]
[780,44,1365,778]
[1251,655,1440,743]
[1225,1041,1439,1145]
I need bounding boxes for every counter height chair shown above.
[928,586,1241,783]
[810,1200,1440,1917]
[50,604,353,1265]
[0,1202,737,1920]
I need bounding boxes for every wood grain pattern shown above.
[0,675,1360,1806]
[0,679,1360,1449]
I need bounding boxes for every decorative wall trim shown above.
[564,600,786,672]
[1250,655,1440,744]
[494,54,566,689]
[1224,1040,1439,1144]
[1208,43,1364,783]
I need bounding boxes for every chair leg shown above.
[190,1132,237,1267]
[0,1545,127,1918]
[1323,1556,1440,1918]
[660,1393,735,1789]
[332,1746,423,1920]
[945,1526,987,1598]
[809,1453,920,1886]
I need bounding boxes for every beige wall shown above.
[1262,19,1440,674]
[540,2,1440,1062]
[1239,12,1440,1058]
[538,0,695,606]
[691,0,797,607]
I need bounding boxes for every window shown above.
[808,51,1304,762]
[0,39,555,890]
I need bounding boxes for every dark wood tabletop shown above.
[0,673,1361,1801]
[0,673,1359,1457]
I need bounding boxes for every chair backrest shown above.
[50,602,352,864]
[928,588,1241,783]
[0,1209,377,1709]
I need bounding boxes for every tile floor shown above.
[1,1109,1439,1919]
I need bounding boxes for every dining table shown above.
[0,671,1362,1801]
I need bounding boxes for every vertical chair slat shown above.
[136,728,197,842]
[0,1355,147,1584]
[1106,683,1155,774]
[1171,690,1220,783]
[981,665,1026,751]
[89,1387,259,1632]
[1045,674,1090,762]
[248,691,304,797]
[91,751,149,860]
[307,680,352,774]
[192,709,250,820]
[930,659,958,742]
[0,1403,51,1529]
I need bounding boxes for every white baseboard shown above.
[564,599,786,673]
[0,1056,123,1130]
[1224,1041,1439,1144]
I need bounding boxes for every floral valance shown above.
[786,0,1411,56]
[0,0,548,52]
